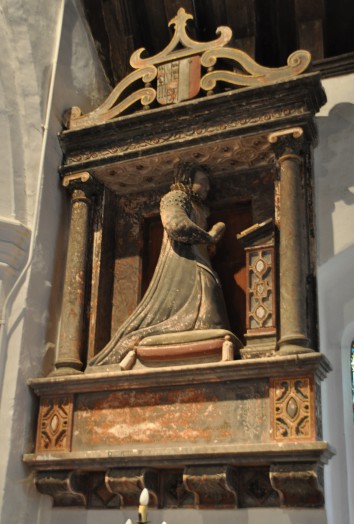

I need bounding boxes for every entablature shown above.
[59,72,325,195]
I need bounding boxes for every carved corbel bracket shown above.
[35,470,88,507]
[105,468,158,507]
[269,463,324,507]
[183,465,238,508]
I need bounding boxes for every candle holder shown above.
[124,489,167,524]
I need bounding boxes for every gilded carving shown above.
[36,396,74,452]
[200,49,311,91]
[65,67,157,129]
[270,377,315,440]
[130,9,232,68]
[64,7,310,129]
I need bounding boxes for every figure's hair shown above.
[170,163,210,194]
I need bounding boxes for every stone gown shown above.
[87,188,230,367]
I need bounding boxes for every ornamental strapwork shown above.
[64,8,311,130]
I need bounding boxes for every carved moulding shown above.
[65,8,311,130]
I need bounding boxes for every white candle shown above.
[138,488,149,523]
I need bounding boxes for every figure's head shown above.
[192,169,210,201]
[172,163,210,201]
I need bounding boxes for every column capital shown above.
[268,127,305,162]
[62,172,102,198]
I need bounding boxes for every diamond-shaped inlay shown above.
[255,259,265,273]
[286,397,299,420]
[50,414,59,434]
[255,305,266,319]
[256,283,265,296]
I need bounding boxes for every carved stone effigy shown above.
[24,8,334,511]
[87,165,240,370]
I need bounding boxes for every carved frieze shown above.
[64,107,305,171]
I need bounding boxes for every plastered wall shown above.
[0,1,109,523]
[315,73,354,524]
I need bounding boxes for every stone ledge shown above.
[24,441,334,470]
[29,352,332,395]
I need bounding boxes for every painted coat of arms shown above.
[157,56,201,105]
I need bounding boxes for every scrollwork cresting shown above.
[64,9,311,130]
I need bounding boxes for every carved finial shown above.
[130,9,232,68]
[168,8,193,29]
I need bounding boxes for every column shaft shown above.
[54,183,92,374]
[269,128,313,355]
[278,154,309,350]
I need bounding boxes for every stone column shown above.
[53,172,98,375]
[268,128,313,355]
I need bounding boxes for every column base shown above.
[50,367,83,376]
[277,334,314,355]
[51,358,83,376]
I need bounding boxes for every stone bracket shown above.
[35,470,88,507]
[269,463,324,507]
[105,468,158,507]
[183,465,238,508]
